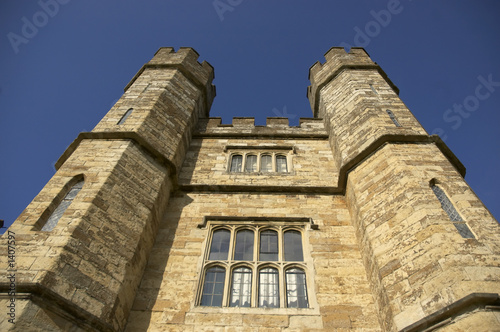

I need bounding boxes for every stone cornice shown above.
[0,282,114,331]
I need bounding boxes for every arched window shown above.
[208,229,230,260]
[386,109,401,127]
[431,184,475,238]
[230,267,252,307]
[286,268,308,308]
[230,154,242,172]
[260,230,278,261]
[284,230,303,261]
[117,108,133,125]
[201,266,225,307]
[259,267,279,308]
[276,155,287,173]
[234,229,254,261]
[245,154,257,172]
[198,223,310,308]
[260,154,272,172]
[41,179,84,231]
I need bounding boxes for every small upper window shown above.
[230,155,243,173]
[41,179,84,231]
[260,155,273,173]
[276,155,287,173]
[117,108,133,125]
[245,155,257,172]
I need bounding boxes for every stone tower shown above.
[1,47,499,331]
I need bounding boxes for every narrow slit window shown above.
[370,84,378,95]
[230,267,252,307]
[230,155,243,173]
[261,155,272,173]
[386,109,402,127]
[209,229,231,260]
[431,184,475,239]
[245,155,257,172]
[286,268,308,308]
[117,108,133,125]
[201,266,225,307]
[259,267,279,308]
[276,155,287,173]
[42,179,84,232]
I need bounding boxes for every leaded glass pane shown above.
[276,155,287,173]
[284,231,303,261]
[259,268,279,308]
[234,230,254,261]
[261,155,272,172]
[209,229,230,260]
[454,223,475,239]
[41,180,84,232]
[286,268,308,308]
[260,230,278,261]
[117,108,133,125]
[230,267,252,307]
[431,185,475,239]
[386,109,401,127]
[245,155,257,172]
[201,266,225,306]
[230,155,242,172]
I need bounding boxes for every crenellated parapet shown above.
[195,117,328,138]
[307,47,398,118]
[125,47,216,114]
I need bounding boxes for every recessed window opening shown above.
[199,223,309,309]
[386,109,402,127]
[41,179,84,231]
[117,108,133,125]
[431,183,475,239]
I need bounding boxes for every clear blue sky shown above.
[1,1,499,232]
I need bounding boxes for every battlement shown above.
[124,47,216,112]
[307,47,398,117]
[195,117,327,138]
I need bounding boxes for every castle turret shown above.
[0,48,215,331]
[308,47,500,331]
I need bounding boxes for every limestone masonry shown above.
[1,47,499,331]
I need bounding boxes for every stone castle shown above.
[1,47,499,331]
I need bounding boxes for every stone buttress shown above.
[0,47,215,331]
[308,47,500,331]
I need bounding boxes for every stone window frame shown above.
[117,108,134,125]
[429,179,475,239]
[225,146,294,174]
[35,175,85,231]
[386,109,402,127]
[195,220,317,312]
